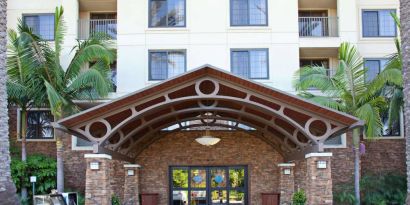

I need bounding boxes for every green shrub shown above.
[11,154,57,197]
[112,194,121,205]
[334,173,406,205]
[292,189,307,205]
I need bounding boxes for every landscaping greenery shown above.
[8,6,115,192]
[11,154,57,204]
[334,173,407,205]
[292,189,307,205]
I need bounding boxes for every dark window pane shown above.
[150,52,168,80]
[150,0,167,27]
[76,137,94,147]
[110,62,117,92]
[379,10,396,36]
[24,14,54,40]
[364,60,380,82]
[381,112,401,137]
[168,0,185,26]
[232,51,249,78]
[26,110,54,139]
[363,11,379,37]
[324,135,342,145]
[231,0,249,25]
[249,50,268,79]
[249,0,267,25]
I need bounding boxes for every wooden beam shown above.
[93,144,135,163]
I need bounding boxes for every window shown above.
[231,0,268,26]
[300,59,331,74]
[149,50,186,80]
[72,136,94,150]
[231,49,269,79]
[381,111,402,137]
[362,10,396,37]
[110,62,117,92]
[18,109,54,140]
[23,14,54,40]
[323,134,347,148]
[364,59,388,82]
[149,0,186,27]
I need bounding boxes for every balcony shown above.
[299,17,338,37]
[78,19,117,40]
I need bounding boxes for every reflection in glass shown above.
[191,191,207,205]
[211,169,226,188]
[173,191,188,205]
[211,190,227,205]
[229,169,245,188]
[229,190,245,205]
[173,169,188,188]
[191,169,206,188]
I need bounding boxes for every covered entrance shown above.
[54,65,363,205]
[170,166,248,205]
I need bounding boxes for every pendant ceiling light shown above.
[195,127,221,146]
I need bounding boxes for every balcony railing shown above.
[78,19,117,40]
[299,17,338,37]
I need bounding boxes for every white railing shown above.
[299,17,339,37]
[78,19,117,40]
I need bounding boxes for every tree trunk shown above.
[20,110,27,200]
[401,0,410,204]
[0,0,21,203]
[353,128,360,205]
[56,115,64,193]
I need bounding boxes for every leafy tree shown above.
[294,42,386,204]
[7,21,49,200]
[16,6,115,192]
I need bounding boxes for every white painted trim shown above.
[84,154,112,159]
[124,164,141,168]
[278,163,295,167]
[323,133,347,149]
[16,108,56,141]
[71,136,94,151]
[305,152,333,158]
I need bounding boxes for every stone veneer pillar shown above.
[305,153,333,205]
[84,154,113,205]
[278,163,295,205]
[123,164,141,205]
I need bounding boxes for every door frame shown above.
[168,165,249,205]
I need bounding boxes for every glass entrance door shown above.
[170,166,247,205]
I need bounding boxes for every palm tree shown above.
[399,0,410,203]
[24,7,115,192]
[6,22,49,200]
[0,0,21,204]
[294,42,386,205]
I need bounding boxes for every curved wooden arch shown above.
[55,65,363,162]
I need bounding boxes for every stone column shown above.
[305,153,333,205]
[123,164,141,205]
[278,163,295,205]
[84,154,113,205]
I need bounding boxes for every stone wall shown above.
[361,138,406,175]
[135,131,283,205]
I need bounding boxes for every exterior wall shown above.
[135,131,283,205]
[362,139,406,175]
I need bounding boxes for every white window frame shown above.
[364,112,404,139]
[323,133,347,149]
[71,135,94,151]
[17,108,55,142]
